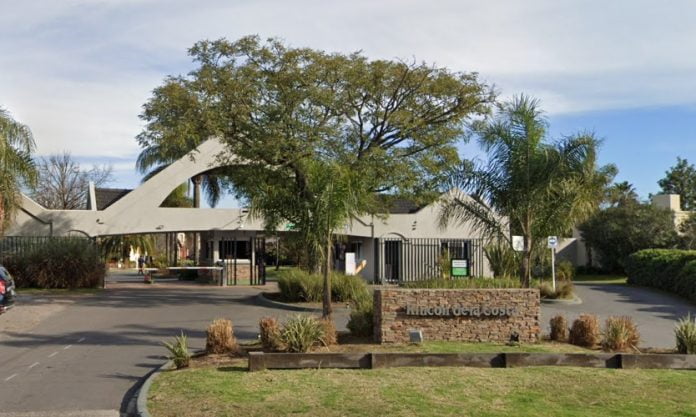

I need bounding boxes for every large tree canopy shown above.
[658,157,696,211]
[439,95,615,286]
[138,36,494,316]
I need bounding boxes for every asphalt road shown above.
[0,277,348,417]
[541,282,696,348]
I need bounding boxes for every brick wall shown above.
[374,288,540,344]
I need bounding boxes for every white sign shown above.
[512,236,525,252]
[547,236,558,249]
[345,252,356,276]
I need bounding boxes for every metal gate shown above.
[375,237,484,284]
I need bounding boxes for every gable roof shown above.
[378,197,429,214]
[95,188,132,210]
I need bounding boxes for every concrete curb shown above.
[255,293,323,312]
[541,294,583,305]
[135,359,174,417]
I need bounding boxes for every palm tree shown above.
[605,181,639,207]
[99,234,155,264]
[0,107,37,233]
[439,95,614,287]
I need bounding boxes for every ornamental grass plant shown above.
[205,319,238,354]
[569,314,601,348]
[601,316,640,352]
[549,315,568,342]
[675,314,696,354]
[163,331,191,369]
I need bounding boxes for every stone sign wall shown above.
[374,288,540,344]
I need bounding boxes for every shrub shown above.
[205,319,238,354]
[401,277,521,289]
[569,314,600,348]
[277,269,369,304]
[549,315,568,342]
[163,331,191,369]
[537,281,574,300]
[281,314,326,353]
[347,293,374,338]
[259,317,284,351]
[556,260,575,281]
[319,319,338,346]
[484,243,519,278]
[3,238,105,289]
[675,314,696,354]
[602,316,640,352]
[625,249,696,303]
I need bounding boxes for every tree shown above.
[32,152,113,209]
[679,212,696,250]
[658,157,696,210]
[604,181,639,208]
[439,95,615,287]
[99,234,155,263]
[0,107,37,232]
[579,203,678,272]
[138,36,494,317]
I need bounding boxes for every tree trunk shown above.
[520,235,532,288]
[192,176,202,264]
[322,233,333,319]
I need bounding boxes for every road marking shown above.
[77,337,85,343]
[28,362,40,369]
[5,373,17,381]
[64,345,72,350]
[48,351,58,358]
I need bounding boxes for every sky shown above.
[2,0,696,206]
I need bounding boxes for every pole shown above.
[551,247,556,292]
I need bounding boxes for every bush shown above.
[401,277,521,289]
[277,269,369,304]
[319,319,337,346]
[625,249,696,303]
[205,319,238,354]
[675,314,696,354]
[259,317,284,351]
[347,293,374,338]
[549,315,568,342]
[538,281,575,300]
[163,331,191,369]
[3,238,105,289]
[281,314,326,353]
[484,243,519,278]
[569,314,600,348]
[602,316,640,352]
[556,260,575,281]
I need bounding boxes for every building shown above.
[6,139,493,283]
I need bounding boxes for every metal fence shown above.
[0,236,96,262]
[375,237,484,284]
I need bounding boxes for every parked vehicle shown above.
[0,266,16,314]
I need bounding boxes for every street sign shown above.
[547,236,558,291]
[512,236,525,252]
[451,259,469,277]
[547,236,558,249]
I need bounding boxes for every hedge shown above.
[625,249,696,302]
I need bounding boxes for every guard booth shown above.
[201,232,266,286]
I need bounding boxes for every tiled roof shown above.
[380,197,427,214]
[95,188,132,210]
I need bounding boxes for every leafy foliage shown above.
[658,157,696,211]
[98,234,155,262]
[259,317,284,351]
[163,331,191,369]
[625,249,696,303]
[580,204,679,273]
[484,243,519,278]
[347,294,374,338]
[601,316,640,352]
[401,277,521,289]
[0,107,37,232]
[675,314,696,354]
[276,269,369,304]
[4,238,105,288]
[537,281,574,300]
[281,315,327,353]
[679,213,696,250]
[439,95,615,286]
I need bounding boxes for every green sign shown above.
[451,259,469,277]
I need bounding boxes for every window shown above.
[218,240,251,259]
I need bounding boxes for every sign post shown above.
[547,236,558,291]
[512,236,525,252]
[451,259,469,277]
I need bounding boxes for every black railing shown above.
[0,236,96,262]
[375,237,484,284]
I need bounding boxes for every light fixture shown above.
[409,329,424,344]
[155,225,164,230]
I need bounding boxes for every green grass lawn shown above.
[573,274,627,284]
[327,340,591,354]
[264,265,297,282]
[149,360,696,417]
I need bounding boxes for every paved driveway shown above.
[542,283,696,348]
[0,276,348,417]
